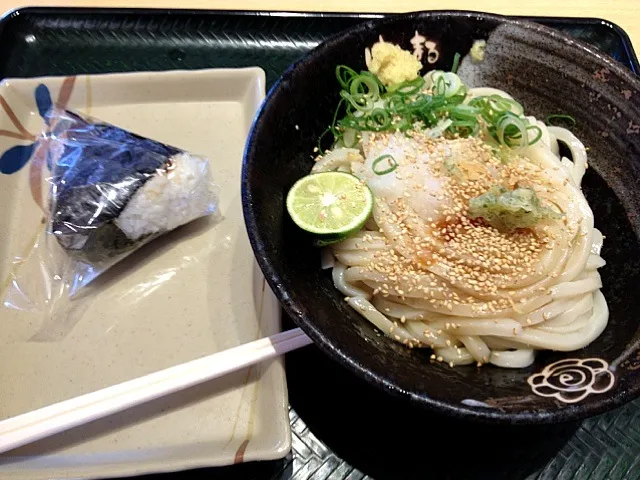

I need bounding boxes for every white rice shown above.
[115,153,217,240]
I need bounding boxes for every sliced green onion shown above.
[484,95,521,114]
[428,71,463,98]
[372,154,397,175]
[359,71,384,89]
[489,96,515,112]
[317,126,332,155]
[442,72,463,98]
[318,97,348,153]
[451,52,461,74]
[491,112,541,148]
[335,65,358,89]
[447,104,480,121]
[450,83,468,100]
[365,108,392,131]
[337,116,363,131]
[450,120,479,136]
[393,116,414,131]
[350,74,380,98]
[470,95,524,123]
[435,75,447,96]
[387,76,425,96]
[495,113,528,148]
[386,94,410,114]
[340,90,375,113]
[323,63,535,146]
[423,70,439,87]
[526,125,543,145]
[545,114,576,127]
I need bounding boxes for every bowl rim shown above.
[242,9,640,425]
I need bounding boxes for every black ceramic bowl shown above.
[242,10,640,424]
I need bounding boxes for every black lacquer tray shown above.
[0,8,637,480]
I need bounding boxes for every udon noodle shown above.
[313,82,608,369]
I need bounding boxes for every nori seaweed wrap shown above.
[46,109,218,265]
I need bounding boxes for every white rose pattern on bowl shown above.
[527,358,615,404]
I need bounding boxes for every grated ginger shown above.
[367,40,422,87]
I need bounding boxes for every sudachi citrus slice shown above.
[286,171,373,236]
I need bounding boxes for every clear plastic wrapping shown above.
[2,107,221,326]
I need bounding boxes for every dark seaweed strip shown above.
[49,109,181,262]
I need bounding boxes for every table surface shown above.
[0,1,638,50]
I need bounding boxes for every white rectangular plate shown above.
[0,67,290,478]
